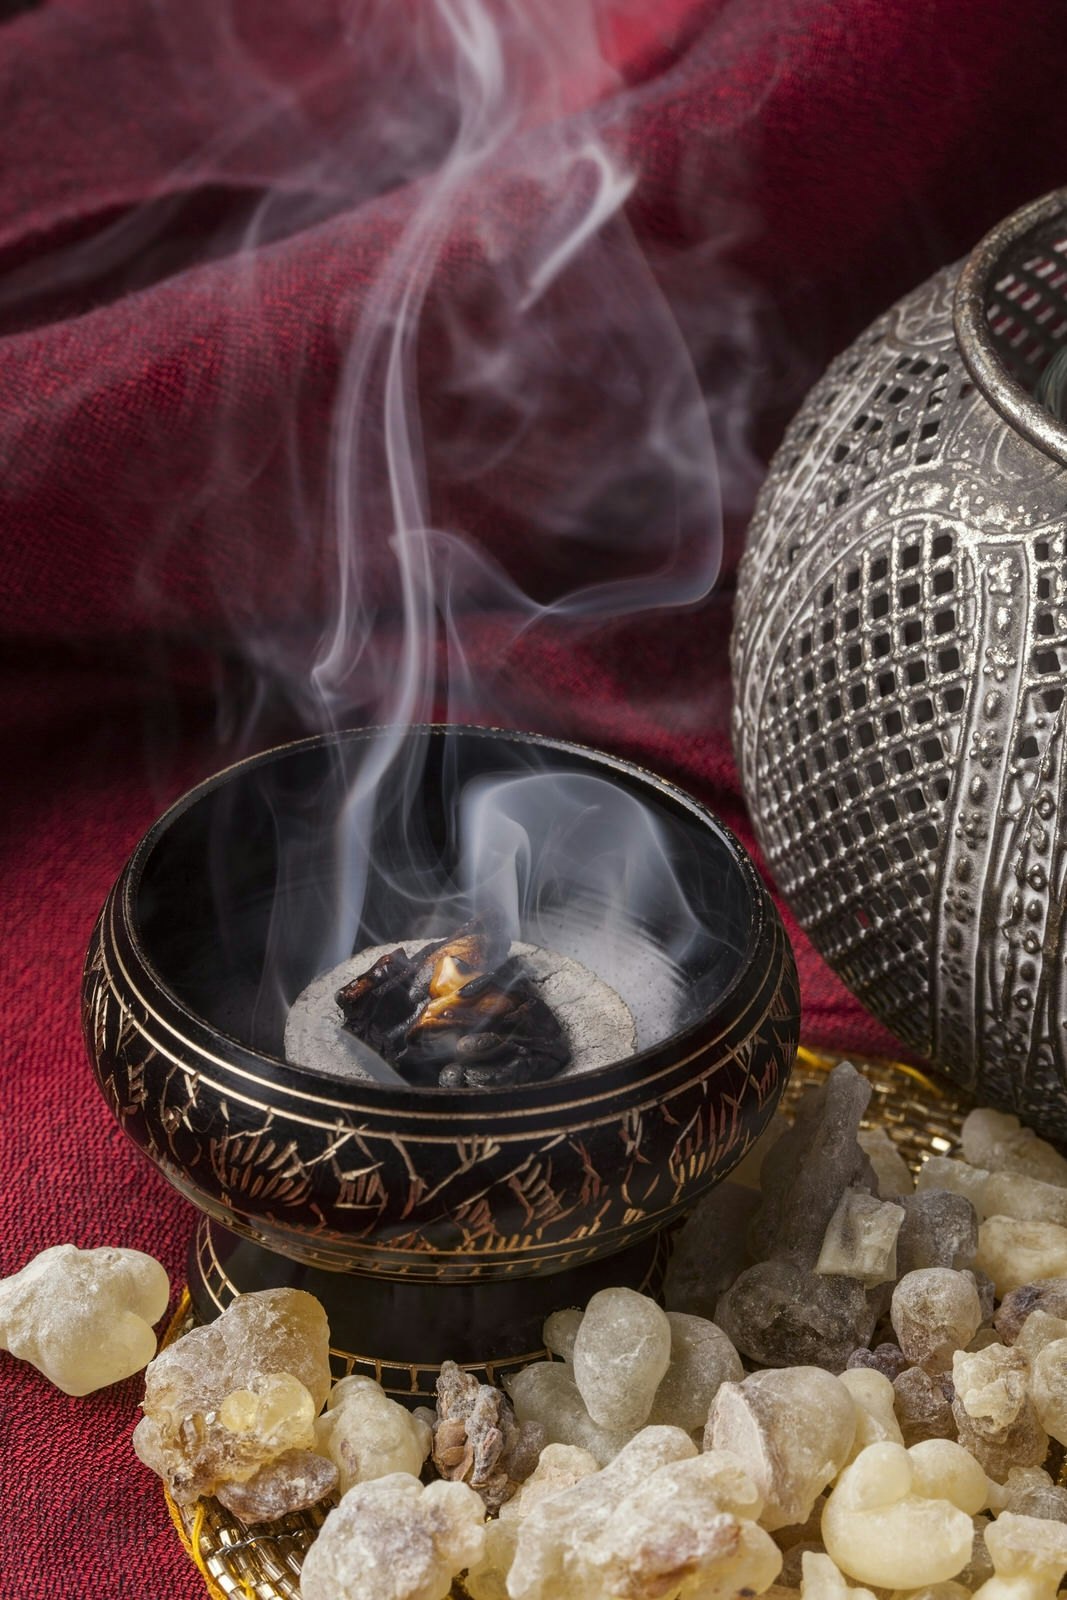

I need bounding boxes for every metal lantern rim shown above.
[953,185,1067,468]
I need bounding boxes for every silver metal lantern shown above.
[732,187,1067,1136]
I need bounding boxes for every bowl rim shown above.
[954,185,1067,468]
[111,723,777,1105]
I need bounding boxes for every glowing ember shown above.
[335,915,572,1088]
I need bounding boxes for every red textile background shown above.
[2,2,1067,1594]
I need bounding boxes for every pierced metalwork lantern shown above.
[732,188,1067,1135]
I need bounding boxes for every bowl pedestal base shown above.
[188,1215,670,1402]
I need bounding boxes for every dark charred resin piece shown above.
[335,915,572,1088]
[431,1358,544,1509]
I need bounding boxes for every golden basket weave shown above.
[163,1047,976,1600]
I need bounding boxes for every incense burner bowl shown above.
[83,726,798,1393]
[733,187,1067,1136]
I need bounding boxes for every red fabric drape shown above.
[3,2,1066,1593]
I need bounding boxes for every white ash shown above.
[285,940,637,1086]
[522,908,691,1052]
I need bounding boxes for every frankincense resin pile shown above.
[125,1065,1067,1600]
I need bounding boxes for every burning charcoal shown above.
[433,1359,544,1510]
[336,916,571,1088]
[290,940,632,1084]
[335,948,423,1056]
[336,917,510,1065]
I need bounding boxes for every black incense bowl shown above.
[83,727,798,1396]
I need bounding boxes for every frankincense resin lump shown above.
[300,1474,486,1600]
[951,1343,1049,1479]
[316,1374,431,1495]
[571,1287,671,1433]
[134,1287,334,1514]
[961,1109,1067,1188]
[974,1511,1067,1600]
[890,1269,983,1371]
[706,1366,857,1531]
[0,1244,169,1395]
[838,1368,903,1456]
[506,1358,632,1466]
[218,1449,339,1524]
[647,1311,744,1432]
[976,1216,1067,1297]
[716,1066,884,1369]
[506,1427,781,1600]
[820,1441,977,1590]
[465,1443,601,1600]
[510,1294,743,1462]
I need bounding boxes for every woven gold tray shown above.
[164,1047,973,1599]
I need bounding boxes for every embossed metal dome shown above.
[732,188,1067,1135]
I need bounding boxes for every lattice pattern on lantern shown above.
[732,193,1067,1133]
[733,310,981,1055]
[986,237,1067,382]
